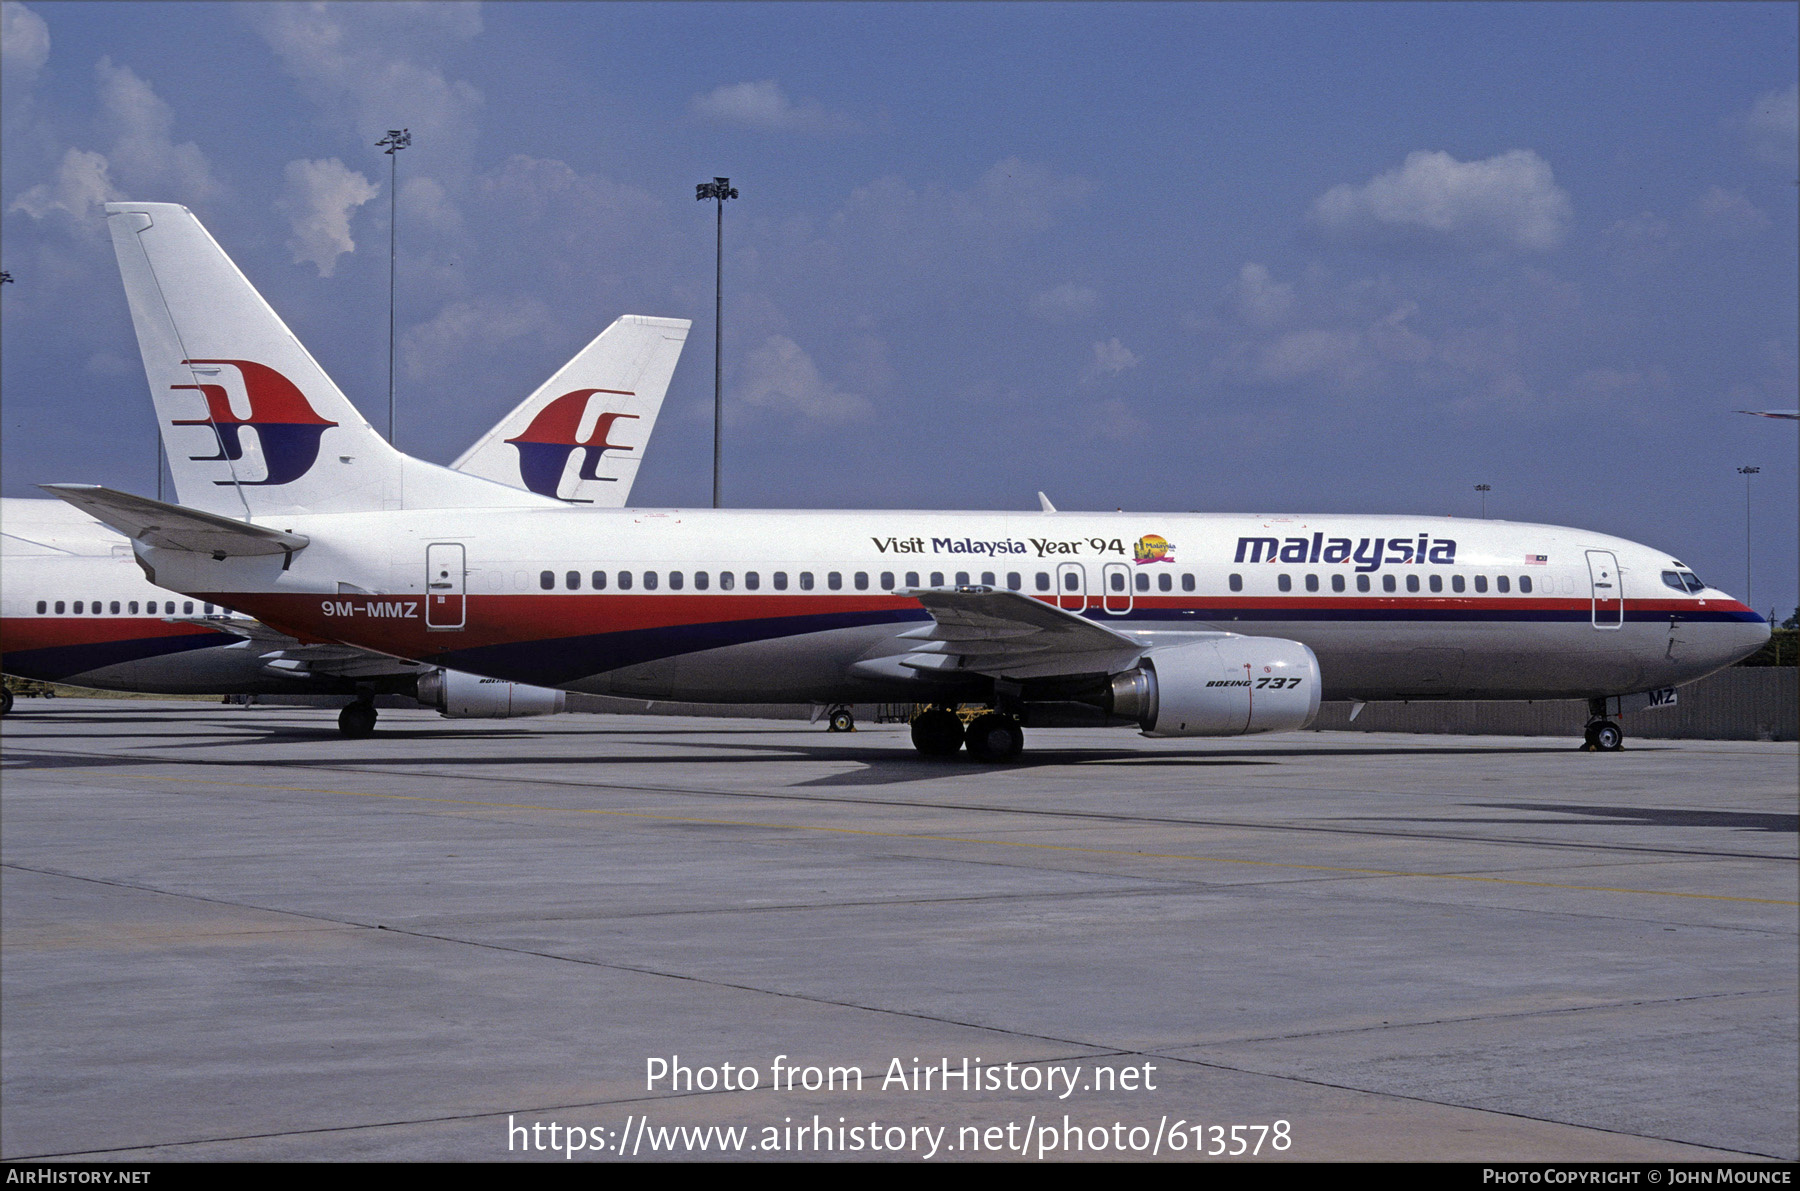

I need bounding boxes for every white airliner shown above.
[2,307,690,732]
[42,203,1771,759]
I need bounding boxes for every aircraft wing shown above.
[258,644,432,681]
[168,614,297,645]
[891,587,1147,679]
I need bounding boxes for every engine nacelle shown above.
[1110,636,1321,737]
[416,669,566,719]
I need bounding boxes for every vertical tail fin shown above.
[106,202,555,516]
[451,316,690,505]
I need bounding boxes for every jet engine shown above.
[415,669,567,719]
[1107,636,1321,736]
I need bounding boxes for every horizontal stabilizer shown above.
[39,485,308,558]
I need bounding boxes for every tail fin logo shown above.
[504,388,638,500]
[170,359,338,486]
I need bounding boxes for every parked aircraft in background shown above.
[43,203,1772,757]
[1,308,689,733]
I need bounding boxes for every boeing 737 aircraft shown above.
[2,309,689,732]
[44,203,1771,759]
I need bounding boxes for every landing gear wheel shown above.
[1590,720,1623,752]
[1,687,13,716]
[964,713,1024,763]
[827,706,855,733]
[910,708,965,757]
[338,701,378,739]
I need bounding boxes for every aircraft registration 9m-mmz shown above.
[47,203,1770,759]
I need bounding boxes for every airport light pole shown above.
[1737,465,1759,608]
[1474,484,1491,519]
[376,129,411,445]
[696,177,738,509]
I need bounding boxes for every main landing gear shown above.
[909,706,1024,763]
[338,699,378,739]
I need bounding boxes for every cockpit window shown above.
[1661,570,1706,594]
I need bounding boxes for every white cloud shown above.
[245,3,484,172]
[95,56,221,202]
[1689,186,1770,239]
[736,336,872,424]
[275,157,380,277]
[1029,283,1100,323]
[1309,149,1572,251]
[401,293,560,383]
[690,79,859,135]
[7,147,123,225]
[1740,83,1798,169]
[1084,337,1141,381]
[1,1,49,80]
[1229,263,1294,328]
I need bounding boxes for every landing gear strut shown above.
[338,700,378,739]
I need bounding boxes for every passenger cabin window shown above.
[114,601,124,614]
[1474,575,1487,593]
[931,572,944,587]
[1382,575,1397,593]
[1228,574,1243,593]
[1037,573,1051,592]
[74,602,83,614]
[721,572,735,591]
[566,571,579,590]
[773,572,788,591]
[955,572,969,585]
[540,571,555,590]
[1406,575,1420,593]
[1496,576,1510,593]
[1111,572,1126,592]
[1135,573,1149,592]
[1007,573,1022,591]
[1159,573,1172,592]
[905,572,919,588]
[1331,574,1345,593]
[695,572,709,591]
[183,602,194,614]
[643,571,659,590]
[592,571,607,590]
[1356,575,1370,593]
[879,571,894,590]
[36,601,46,614]
[1451,575,1465,593]
[799,572,814,591]
[827,572,841,590]
[1181,574,1195,592]
[855,572,869,591]
[669,571,683,590]
[744,572,759,591]
[55,601,65,614]
[1304,574,1318,592]
[1519,576,1532,594]
[618,571,633,590]
[1277,574,1292,592]
[981,572,995,587]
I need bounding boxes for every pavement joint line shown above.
[10,745,1791,865]
[43,771,1800,907]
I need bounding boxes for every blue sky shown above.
[3,1,1796,617]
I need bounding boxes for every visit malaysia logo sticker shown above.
[1134,534,1175,564]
